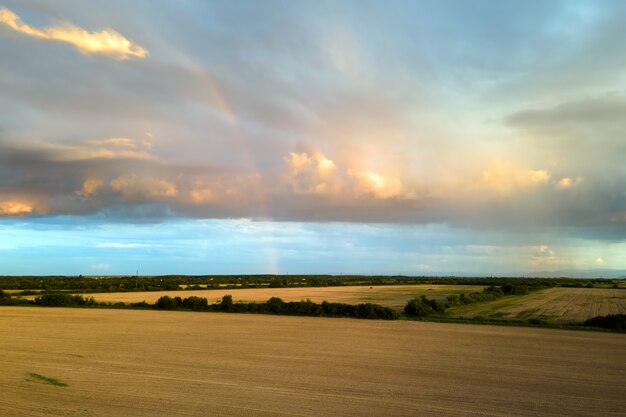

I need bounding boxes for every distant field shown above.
[77,284,486,310]
[449,287,626,323]
[1,307,624,417]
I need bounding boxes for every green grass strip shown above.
[28,372,68,387]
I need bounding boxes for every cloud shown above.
[19,139,155,162]
[349,170,404,199]
[110,175,178,202]
[77,178,103,197]
[555,176,584,189]
[610,212,626,223]
[281,149,408,200]
[0,1,624,241]
[506,94,626,132]
[0,6,147,60]
[481,161,550,193]
[0,137,623,236]
[89,137,136,148]
[189,188,214,204]
[0,199,34,216]
[283,151,341,195]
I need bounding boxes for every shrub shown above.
[266,297,285,313]
[403,296,445,318]
[181,296,208,311]
[219,295,234,312]
[34,293,97,307]
[501,284,529,296]
[584,314,626,331]
[0,296,31,306]
[156,295,179,310]
[130,301,150,308]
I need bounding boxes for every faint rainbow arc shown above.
[193,64,280,274]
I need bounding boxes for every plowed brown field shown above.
[1,307,624,416]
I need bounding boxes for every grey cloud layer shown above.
[0,1,625,240]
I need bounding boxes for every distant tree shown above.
[266,297,285,313]
[484,285,504,297]
[156,296,176,310]
[404,296,445,318]
[35,293,96,307]
[219,295,234,312]
[182,296,208,311]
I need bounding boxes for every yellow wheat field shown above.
[0,307,624,416]
[449,287,626,323]
[77,284,485,310]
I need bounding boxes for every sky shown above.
[1,0,625,276]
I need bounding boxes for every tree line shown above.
[25,293,399,320]
[1,274,619,293]
[403,284,533,318]
[2,287,623,331]
[154,294,400,320]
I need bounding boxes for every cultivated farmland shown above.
[0,307,624,416]
[449,287,626,323]
[76,284,486,310]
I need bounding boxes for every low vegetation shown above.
[34,293,98,307]
[584,314,626,331]
[21,292,400,320]
[404,285,533,318]
[1,274,622,293]
[27,372,68,387]
[1,277,624,330]
[447,287,626,325]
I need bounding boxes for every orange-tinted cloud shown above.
[89,137,136,148]
[28,138,155,161]
[110,175,177,202]
[189,188,214,204]
[0,199,34,216]
[77,178,103,197]
[283,151,340,195]
[481,160,550,193]
[0,7,147,60]
[555,176,584,189]
[282,149,408,199]
[349,170,404,199]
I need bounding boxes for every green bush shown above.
[219,295,234,312]
[584,314,626,331]
[35,293,97,307]
[156,295,180,310]
[404,296,445,318]
[181,296,208,311]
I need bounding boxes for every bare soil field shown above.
[449,287,626,323]
[1,307,624,416]
[77,284,485,310]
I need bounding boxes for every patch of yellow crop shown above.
[449,287,626,323]
[78,284,486,310]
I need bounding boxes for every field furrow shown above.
[448,288,626,323]
[0,307,624,417]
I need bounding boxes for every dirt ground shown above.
[449,287,626,323]
[77,284,486,310]
[0,306,624,416]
